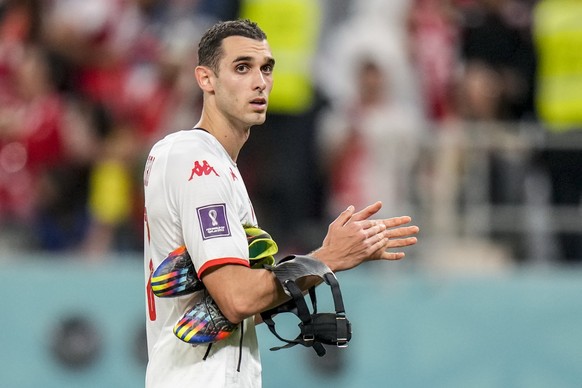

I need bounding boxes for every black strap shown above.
[262,280,311,349]
[202,343,213,360]
[261,255,352,357]
[323,273,346,315]
[236,320,244,372]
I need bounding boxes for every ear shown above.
[195,66,215,93]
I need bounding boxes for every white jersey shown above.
[143,129,261,388]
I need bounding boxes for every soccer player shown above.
[143,19,419,388]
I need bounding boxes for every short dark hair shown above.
[198,19,267,72]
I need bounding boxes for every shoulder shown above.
[149,131,226,168]
[151,130,210,155]
[165,131,235,185]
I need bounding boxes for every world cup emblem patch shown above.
[197,204,231,240]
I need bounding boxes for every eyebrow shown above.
[233,56,276,67]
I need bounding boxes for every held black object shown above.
[261,255,352,357]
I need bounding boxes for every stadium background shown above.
[1,0,582,387]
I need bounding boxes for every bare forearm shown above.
[203,263,325,324]
[202,266,289,324]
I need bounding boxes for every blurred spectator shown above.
[408,0,461,123]
[37,0,209,257]
[458,0,536,122]
[315,0,424,114]
[533,0,582,263]
[0,43,96,251]
[456,0,537,259]
[314,0,427,227]
[136,1,205,144]
[33,97,98,252]
[317,57,425,222]
[318,0,352,46]
[406,0,465,238]
[0,0,42,90]
[82,118,141,257]
[1,0,279,256]
[31,0,144,256]
[42,0,162,122]
[0,0,92,253]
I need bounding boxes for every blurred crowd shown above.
[1,0,581,263]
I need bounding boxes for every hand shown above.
[312,201,419,272]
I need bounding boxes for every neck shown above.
[195,107,250,162]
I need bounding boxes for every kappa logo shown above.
[189,160,219,180]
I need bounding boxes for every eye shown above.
[235,64,249,73]
[261,64,273,75]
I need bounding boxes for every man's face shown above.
[212,36,275,128]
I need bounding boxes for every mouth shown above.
[250,97,267,110]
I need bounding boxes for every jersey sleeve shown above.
[165,139,249,278]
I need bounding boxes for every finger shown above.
[370,244,407,261]
[379,216,413,229]
[381,251,406,261]
[353,219,377,231]
[384,225,419,239]
[364,223,387,240]
[330,205,355,228]
[368,236,390,256]
[386,237,418,249]
[350,201,382,222]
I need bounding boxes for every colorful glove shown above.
[173,290,238,344]
[150,225,278,344]
[245,225,278,269]
[151,246,203,297]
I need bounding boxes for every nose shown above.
[254,70,267,92]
